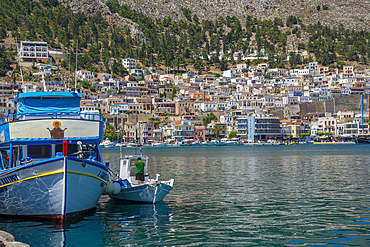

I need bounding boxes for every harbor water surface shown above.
[1,145,370,246]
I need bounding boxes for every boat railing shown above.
[0,112,103,124]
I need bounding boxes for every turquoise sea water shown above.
[1,145,370,246]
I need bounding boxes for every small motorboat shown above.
[209,140,217,146]
[100,139,115,148]
[107,155,174,203]
[191,140,201,146]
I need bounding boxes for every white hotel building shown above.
[19,41,49,63]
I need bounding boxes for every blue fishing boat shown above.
[0,91,109,221]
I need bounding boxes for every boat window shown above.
[56,144,78,156]
[12,148,17,168]
[28,145,51,158]
[1,150,9,169]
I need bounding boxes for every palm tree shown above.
[211,124,225,140]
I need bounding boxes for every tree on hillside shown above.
[203,112,218,126]
[0,47,11,77]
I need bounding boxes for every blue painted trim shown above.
[14,92,82,102]
[9,143,12,169]
[0,152,4,170]
[97,145,103,164]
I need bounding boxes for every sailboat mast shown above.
[362,92,364,134]
[74,40,78,91]
[15,37,24,87]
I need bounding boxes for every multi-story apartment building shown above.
[236,116,255,142]
[254,116,282,141]
[308,62,320,75]
[122,58,137,70]
[175,99,195,115]
[343,66,354,77]
[124,122,137,143]
[138,121,154,144]
[173,120,195,141]
[317,117,337,135]
[19,41,48,63]
[76,70,94,81]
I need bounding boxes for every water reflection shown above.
[99,196,173,246]
[2,145,370,246]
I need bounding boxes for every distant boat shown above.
[191,140,201,146]
[100,139,115,148]
[354,136,370,144]
[209,140,217,146]
[152,142,168,147]
[225,138,242,146]
[216,140,226,146]
[108,155,174,203]
[126,143,139,148]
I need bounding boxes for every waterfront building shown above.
[138,121,154,144]
[124,122,137,142]
[173,120,195,141]
[236,116,255,142]
[337,122,359,137]
[254,116,282,140]
[317,117,338,135]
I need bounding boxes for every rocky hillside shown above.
[62,0,370,31]
[59,0,145,39]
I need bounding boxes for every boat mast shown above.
[74,40,78,92]
[15,37,24,87]
[68,44,71,89]
[362,92,364,134]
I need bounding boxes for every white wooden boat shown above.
[225,138,242,145]
[0,92,109,221]
[108,155,174,203]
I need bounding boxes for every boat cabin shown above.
[119,155,151,185]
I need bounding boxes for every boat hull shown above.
[0,157,108,221]
[109,181,173,203]
[355,137,370,144]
